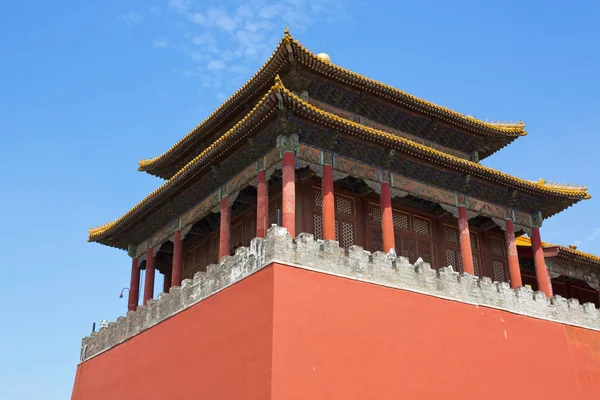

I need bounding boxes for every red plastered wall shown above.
[72,263,600,399]
[71,267,274,400]
[271,263,600,400]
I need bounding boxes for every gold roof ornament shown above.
[316,53,331,63]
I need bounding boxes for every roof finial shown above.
[284,26,290,35]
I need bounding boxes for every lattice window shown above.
[402,237,417,263]
[418,240,433,264]
[412,216,431,236]
[313,213,323,240]
[473,255,481,276]
[444,225,459,244]
[336,195,354,216]
[313,188,323,207]
[446,248,460,271]
[392,210,409,231]
[490,237,505,257]
[337,220,355,249]
[368,203,382,223]
[372,229,383,252]
[470,232,479,250]
[492,260,506,282]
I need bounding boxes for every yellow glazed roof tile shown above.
[138,29,526,175]
[89,78,588,244]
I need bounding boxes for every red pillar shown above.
[322,164,335,241]
[219,196,231,261]
[505,219,522,288]
[163,270,172,293]
[282,151,296,237]
[458,206,475,275]
[143,248,155,305]
[128,258,140,312]
[380,181,395,254]
[532,226,553,297]
[171,230,183,288]
[256,169,269,238]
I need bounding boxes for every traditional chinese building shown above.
[72,30,600,399]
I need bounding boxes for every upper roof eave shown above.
[138,29,527,177]
[89,80,587,247]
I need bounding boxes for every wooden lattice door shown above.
[311,187,357,249]
[442,224,481,275]
[367,202,434,264]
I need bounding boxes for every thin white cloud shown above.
[207,8,237,31]
[169,0,191,13]
[588,227,600,242]
[117,12,144,24]
[153,38,168,48]
[188,12,207,25]
[207,59,226,71]
[158,0,358,103]
[192,32,219,53]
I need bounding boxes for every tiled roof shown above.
[138,29,526,176]
[516,236,600,267]
[89,79,588,245]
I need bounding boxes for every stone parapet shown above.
[80,226,600,362]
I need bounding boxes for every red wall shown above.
[71,267,275,400]
[72,263,600,400]
[271,263,600,399]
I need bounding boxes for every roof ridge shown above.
[287,34,527,136]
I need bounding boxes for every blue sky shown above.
[1,0,599,398]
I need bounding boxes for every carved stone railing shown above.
[80,226,600,363]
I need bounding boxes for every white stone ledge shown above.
[79,226,600,363]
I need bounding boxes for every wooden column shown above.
[219,195,231,261]
[128,257,140,312]
[322,164,335,241]
[458,206,475,275]
[532,226,553,297]
[171,230,183,288]
[380,181,395,254]
[163,270,172,293]
[282,151,296,237]
[504,219,522,288]
[143,247,155,305]
[256,169,269,238]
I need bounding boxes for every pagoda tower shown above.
[72,30,600,400]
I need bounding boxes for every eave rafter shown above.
[89,78,588,246]
[138,28,527,178]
